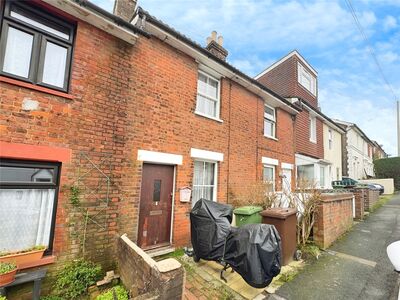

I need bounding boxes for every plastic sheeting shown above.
[190,198,233,261]
[190,199,282,288]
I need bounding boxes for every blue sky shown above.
[93,0,400,156]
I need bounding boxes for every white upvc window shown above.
[320,166,326,188]
[196,71,220,120]
[328,129,333,150]
[263,164,275,192]
[298,62,316,95]
[192,160,217,207]
[264,104,276,138]
[310,115,317,143]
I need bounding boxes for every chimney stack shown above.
[205,31,228,61]
[113,0,137,22]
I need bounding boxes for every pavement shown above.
[272,193,400,300]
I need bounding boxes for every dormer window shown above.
[298,62,316,95]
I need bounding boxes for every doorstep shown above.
[146,246,175,258]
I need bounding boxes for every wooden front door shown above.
[138,164,174,249]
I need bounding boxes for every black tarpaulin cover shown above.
[190,198,233,260]
[190,199,282,288]
[224,224,282,288]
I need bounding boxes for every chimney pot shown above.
[217,36,223,46]
[211,31,217,41]
[206,36,212,45]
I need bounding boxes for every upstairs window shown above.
[0,0,75,92]
[0,160,60,254]
[328,129,333,150]
[196,71,220,119]
[264,105,276,138]
[310,115,317,143]
[298,62,316,95]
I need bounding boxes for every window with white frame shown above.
[0,159,60,254]
[263,165,275,192]
[310,115,317,143]
[298,62,316,95]
[320,166,326,188]
[196,71,220,119]
[192,160,217,207]
[264,105,276,138]
[328,129,333,150]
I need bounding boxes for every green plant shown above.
[96,285,128,300]
[374,157,400,190]
[69,185,81,206]
[0,245,46,257]
[0,262,16,274]
[54,259,102,299]
[40,296,64,300]
[0,296,7,300]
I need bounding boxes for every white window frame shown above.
[263,164,275,192]
[298,62,316,95]
[264,104,276,139]
[328,129,333,150]
[192,160,218,206]
[195,70,221,121]
[309,114,317,143]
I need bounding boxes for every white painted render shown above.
[190,148,224,162]
[323,123,342,188]
[137,150,183,165]
[345,127,374,179]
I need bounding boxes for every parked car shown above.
[368,183,384,194]
[332,177,384,193]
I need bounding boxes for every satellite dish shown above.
[387,241,400,272]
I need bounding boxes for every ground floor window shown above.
[263,165,275,192]
[192,161,217,206]
[297,164,314,186]
[0,159,60,254]
[320,166,326,188]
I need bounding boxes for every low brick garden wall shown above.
[352,188,367,219]
[117,234,185,299]
[313,193,354,249]
[365,189,380,211]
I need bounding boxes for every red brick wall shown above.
[313,193,353,249]
[0,1,297,281]
[294,110,324,159]
[127,35,296,246]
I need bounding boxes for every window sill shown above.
[265,135,278,141]
[310,139,317,144]
[194,111,223,123]
[18,255,56,270]
[0,76,74,100]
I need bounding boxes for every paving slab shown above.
[274,193,400,300]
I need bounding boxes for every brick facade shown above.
[0,2,297,296]
[256,52,324,160]
[313,193,354,249]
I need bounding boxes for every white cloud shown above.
[383,15,397,31]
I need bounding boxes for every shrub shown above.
[54,259,102,299]
[374,157,400,190]
[0,296,7,300]
[0,262,16,274]
[96,285,129,300]
[40,296,64,300]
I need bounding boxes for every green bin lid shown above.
[233,206,263,215]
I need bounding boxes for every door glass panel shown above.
[3,26,33,78]
[41,41,67,88]
[153,179,161,202]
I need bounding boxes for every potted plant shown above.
[0,262,17,287]
[0,245,46,268]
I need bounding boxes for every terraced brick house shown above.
[0,0,300,297]
[255,50,344,188]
